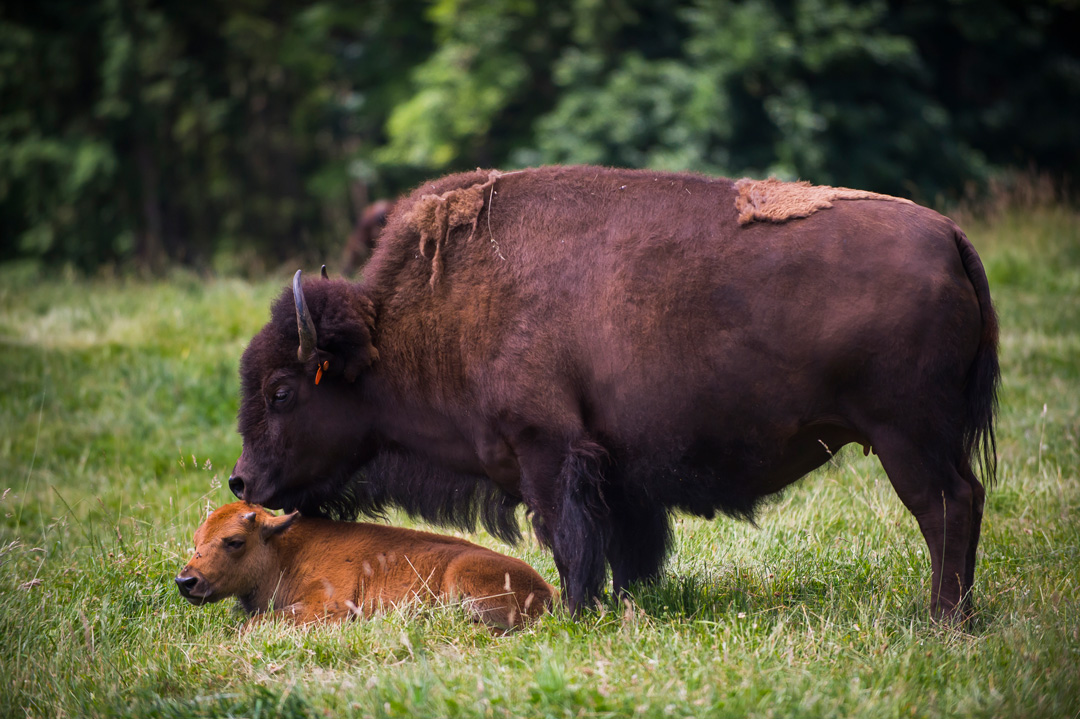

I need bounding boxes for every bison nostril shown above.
[228,475,244,498]
[175,576,198,593]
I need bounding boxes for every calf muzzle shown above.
[175,575,198,593]
[175,569,210,604]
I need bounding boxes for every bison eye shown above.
[271,387,291,405]
[223,538,245,551]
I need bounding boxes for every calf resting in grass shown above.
[176,502,555,629]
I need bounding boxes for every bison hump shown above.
[734,177,914,225]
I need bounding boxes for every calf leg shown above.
[874,431,975,618]
[253,581,352,626]
[444,552,555,629]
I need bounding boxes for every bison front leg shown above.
[605,490,672,596]
[521,437,611,615]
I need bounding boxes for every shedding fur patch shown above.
[734,177,914,225]
[406,170,503,288]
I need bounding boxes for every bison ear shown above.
[293,274,379,383]
[260,511,298,541]
[312,287,379,383]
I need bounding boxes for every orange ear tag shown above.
[315,360,329,385]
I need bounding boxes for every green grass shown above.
[2,206,1079,718]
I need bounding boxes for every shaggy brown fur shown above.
[734,177,914,225]
[230,165,998,620]
[176,502,555,629]
[407,170,502,288]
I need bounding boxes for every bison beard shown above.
[232,165,999,619]
[305,451,524,545]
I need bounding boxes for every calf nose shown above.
[175,575,198,595]
[228,474,244,499]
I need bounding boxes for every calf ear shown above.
[260,511,299,541]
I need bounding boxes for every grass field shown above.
[1,204,1078,718]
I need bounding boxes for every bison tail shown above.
[955,225,1001,488]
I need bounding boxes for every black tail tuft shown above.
[955,225,1001,487]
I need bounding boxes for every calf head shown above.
[230,272,380,515]
[175,502,298,606]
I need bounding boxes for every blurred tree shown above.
[385,0,1077,202]
[889,0,1080,184]
[0,0,432,271]
[510,0,992,199]
[375,0,559,173]
[1,0,1077,272]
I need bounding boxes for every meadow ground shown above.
[1,204,1077,718]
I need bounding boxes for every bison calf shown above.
[176,501,554,629]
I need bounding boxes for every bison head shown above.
[229,271,380,516]
[175,502,298,605]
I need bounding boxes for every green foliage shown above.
[0,207,1079,717]
[513,0,991,197]
[1,0,1078,271]
[0,0,433,271]
[391,0,1077,203]
[377,0,537,170]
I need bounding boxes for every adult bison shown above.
[341,199,394,275]
[229,165,998,618]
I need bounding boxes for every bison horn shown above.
[294,270,318,362]
[320,264,329,280]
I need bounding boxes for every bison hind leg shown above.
[960,464,986,616]
[873,428,979,619]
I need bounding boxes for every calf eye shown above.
[223,538,245,550]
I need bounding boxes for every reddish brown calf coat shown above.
[176,502,554,628]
